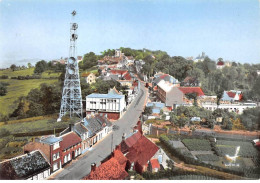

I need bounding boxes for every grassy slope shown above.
[1,117,69,134]
[0,68,60,116]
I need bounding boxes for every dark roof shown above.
[60,132,82,150]
[83,115,112,137]
[84,149,128,180]
[0,150,50,180]
[74,123,88,136]
[125,135,159,166]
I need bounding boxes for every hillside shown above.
[0,68,60,116]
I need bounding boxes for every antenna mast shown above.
[57,10,83,122]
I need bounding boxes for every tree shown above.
[251,76,260,101]
[185,92,198,106]
[27,62,32,68]
[34,60,48,74]
[0,82,7,96]
[144,106,153,116]
[82,52,98,70]
[10,64,17,71]
[216,90,224,107]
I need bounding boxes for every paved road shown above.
[52,82,147,180]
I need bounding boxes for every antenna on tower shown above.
[57,10,83,122]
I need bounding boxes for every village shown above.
[1,49,259,180]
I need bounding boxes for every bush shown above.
[7,141,27,148]
[0,75,8,79]
[0,128,10,137]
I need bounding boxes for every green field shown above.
[0,68,34,77]
[0,117,69,134]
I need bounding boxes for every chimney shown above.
[69,123,75,132]
[91,163,96,172]
[122,133,126,141]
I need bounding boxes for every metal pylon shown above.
[57,10,82,122]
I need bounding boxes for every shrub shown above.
[0,75,8,79]
[0,128,10,137]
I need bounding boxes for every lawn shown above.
[0,78,58,116]
[182,139,212,151]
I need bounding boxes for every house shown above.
[77,56,83,63]
[178,87,205,97]
[216,60,225,69]
[201,102,257,114]
[82,72,96,84]
[157,80,184,109]
[24,135,62,173]
[193,52,206,62]
[148,159,160,172]
[257,70,260,76]
[146,102,166,113]
[59,131,82,166]
[83,114,112,147]
[86,89,126,120]
[83,148,128,180]
[0,150,50,180]
[153,73,180,87]
[222,90,243,102]
[119,123,160,174]
[115,49,123,58]
[181,76,200,87]
[60,123,90,154]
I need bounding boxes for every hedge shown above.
[13,128,65,137]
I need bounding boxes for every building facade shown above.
[86,92,126,120]
[24,135,62,173]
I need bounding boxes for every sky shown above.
[0,0,259,67]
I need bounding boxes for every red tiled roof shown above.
[60,132,82,150]
[153,86,158,91]
[110,70,128,76]
[159,74,169,79]
[217,61,224,65]
[227,91,236,98]
[84,150,128,180]
[178,87,204,96]
[124,131,142,148]
[77,56,82,60]
[123,72,132,80]
[132,81,138,87]
[125,135,159,166]
[150,159,160,169]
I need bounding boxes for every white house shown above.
[86,90,126,120]
[201,102,257,114]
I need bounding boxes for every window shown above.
[68,153,71,161]
[64,155,67,163]
[53,154,56,161]
[53,142,60,150]
[53,163,58,171]
[57,152,60,159]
